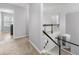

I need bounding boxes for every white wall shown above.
[14,6,27,38]
[0,12,1,32]
[63,3,79,55]
[40,4,66,51]
[43,3,67,34]
[0,3,28,38]
[43,3,79,34]
[26,4,29,36]
[66,12,79,55]
[29,3,42,51]
[29,3,68,52]
[42,4,79,52]
[29,3,79,52]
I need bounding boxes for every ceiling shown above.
[10,3,28,8]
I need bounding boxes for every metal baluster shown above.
[58,36,61,55]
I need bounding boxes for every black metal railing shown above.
[43,24,59,33]
[43,30,79,55]
[43,31,59,46]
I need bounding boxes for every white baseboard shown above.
[14,36,43,54]
[62,48,73,55]
[29,40,42,54]
[14,35,29,39]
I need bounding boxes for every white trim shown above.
[14,35,29,39]
[41,47,73,55]
[29,40,42,54]
[15,36,43,54]
[62,48,73,55]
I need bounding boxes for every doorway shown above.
[0,9,14,41]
